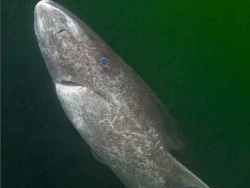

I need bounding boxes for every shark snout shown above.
[34,0,73,39]
[34,0,85,83]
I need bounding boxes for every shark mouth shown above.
[57,80,83,91]
[57,80,120,107]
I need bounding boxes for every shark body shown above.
[34,1,209,188]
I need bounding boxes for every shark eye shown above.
[100,57,108,67]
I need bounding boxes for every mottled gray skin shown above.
[34,1,209,188]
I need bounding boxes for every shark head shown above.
[34,0,126,95]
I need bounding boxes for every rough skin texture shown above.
[34,1,209,188]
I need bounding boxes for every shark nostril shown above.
[56,28,66,34]
[54,22,67,34]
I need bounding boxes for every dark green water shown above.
[2,0,249,187]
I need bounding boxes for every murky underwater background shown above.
[2,0,249,187]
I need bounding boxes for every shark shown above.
[34,1,209,187]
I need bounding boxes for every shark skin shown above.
[34,1,209,188]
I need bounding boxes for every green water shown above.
[2,0,249,187]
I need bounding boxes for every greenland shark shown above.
[34,1,209,187]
